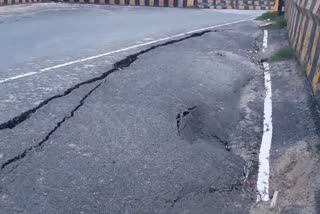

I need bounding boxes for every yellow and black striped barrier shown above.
[0,0,45,5]
[52,0,274,9]
[57,0,194,7]
[0,0,274,9]
[273,0,284,15]
[286,0,320,95]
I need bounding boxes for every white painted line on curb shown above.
[257,29,273,202]
[0,18,253,84]
[263,29,268,50]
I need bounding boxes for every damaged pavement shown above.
[0,18,266,213]
[4,3,320,214]
[1,3,320,214]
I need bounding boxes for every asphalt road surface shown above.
[0,3,265,214]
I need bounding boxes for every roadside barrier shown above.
[286,0,320,95]
[0,0,274,10]
[51,0,274,9]
[0,0,45,6]
[198,0,274,10]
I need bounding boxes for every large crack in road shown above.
[0,30,215,131]
[1,83,102,170]
[170,180,243,208]
[0,29,215,171]
[0,18,263,214]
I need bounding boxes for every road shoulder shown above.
[251,27,320,214]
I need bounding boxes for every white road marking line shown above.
[263,29,268,50]
[0,18,254,84]
[257,29,273,202]
[0,72,38,83]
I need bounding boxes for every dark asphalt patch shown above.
[176,104,231,151]
[175,105,197,136]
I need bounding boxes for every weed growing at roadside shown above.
[270,47,295,61]
[274,18,287,29]
[256,12,277,20]
[257,12,287,29]
[187,5,200,9]
[296,65,307,75]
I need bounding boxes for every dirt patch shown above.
[251,141,320,214]
[250,25,320,214]
[271,141,315,208]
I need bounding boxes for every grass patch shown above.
[274,17,287,29]
[257,12,287,29]
[316,144,320,153]
[187,5,200,9]
[297,65,307,75]
[256,12,278,21]
[270,47,296,61]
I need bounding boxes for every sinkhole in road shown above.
[176,105,231,151]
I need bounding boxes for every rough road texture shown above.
[0,18,265,213]
[0,4,271,214]
[0,3,263,124]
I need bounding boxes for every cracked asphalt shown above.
[0,3,265,214]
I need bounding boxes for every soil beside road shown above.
[251,27,320,214]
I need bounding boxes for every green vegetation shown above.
[187,5,200,9]
[257,12,287,29]
[256,12,278,21]
[297,65,307,75]
[274,18,287,29]
[270,47,296,61]
[316,144,320,153]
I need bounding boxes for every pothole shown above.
[176,105,230,151]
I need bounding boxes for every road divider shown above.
[285,0,320,96]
